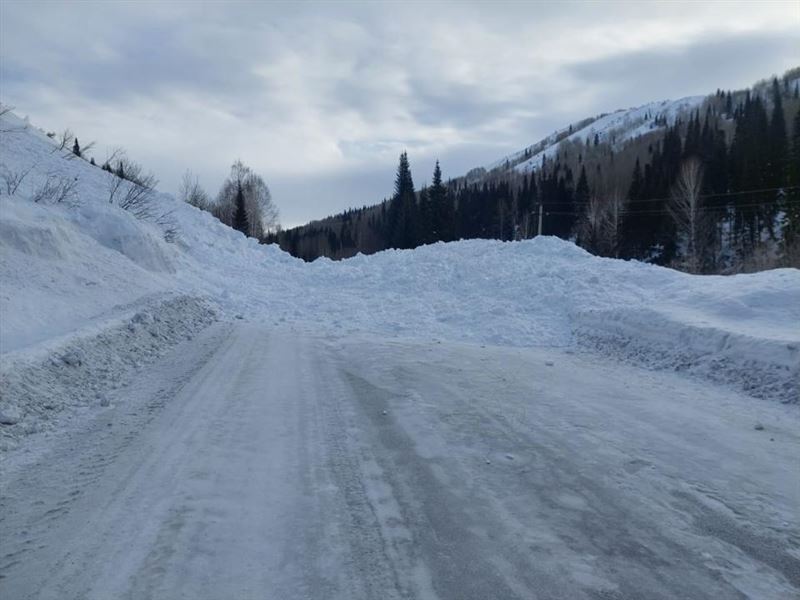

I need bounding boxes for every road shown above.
[1,322,798,599]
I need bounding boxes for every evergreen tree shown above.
[729,93,771,251]
[233,183,250,236]
[386,152,418,249]
[429,160,453,242]
[575,165,590,206]
[72,138,81,157]
[767,78,788,188]
[418,186,433,245]
[783,109,800,251]
[790,109,800,189]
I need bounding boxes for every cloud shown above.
[1,0,797,225]
[568,29,800,109]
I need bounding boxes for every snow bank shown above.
[0,295,217,451]
[1,107,798,452]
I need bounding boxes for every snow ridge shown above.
[488,96,705,175]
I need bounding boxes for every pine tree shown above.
[575,165,590,207]
[418,186,433,245]
[429,160,453,242]
[72,138,81,157]
[782,109,800,253]
[767,78,788,188]
[386,151,418,249]
[233,183,249,236]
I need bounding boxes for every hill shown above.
[269,68,800,271]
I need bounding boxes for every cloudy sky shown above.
[1,1,798,226]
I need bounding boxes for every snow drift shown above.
[1,110,798,449]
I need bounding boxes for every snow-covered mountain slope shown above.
[485,96,704,177]
[0,110,798,448]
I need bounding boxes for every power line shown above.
[553,185,800,208]
[541,198,800,217]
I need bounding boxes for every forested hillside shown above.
[267,69,800,272]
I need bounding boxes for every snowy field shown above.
[1,112,799,598]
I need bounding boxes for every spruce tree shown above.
[233,184,250,236]
[418,186,433,245]
[575,165,590,205]
[386,152,418,249]
[429,160,452,242]
[767,78,788,188]
[783,109,800,252]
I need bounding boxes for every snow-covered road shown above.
[1,323,798,599]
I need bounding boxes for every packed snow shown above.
[2,325,798,599]
[1,110,800,599]
[1,109,798,450]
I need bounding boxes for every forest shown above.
[266,71,800,273]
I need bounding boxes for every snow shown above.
[1,108,798,452]
[1,325,798,599]
[1,110,799,598]
[487,95,705,175]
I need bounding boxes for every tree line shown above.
[180,160,279,239]
[269,72,800,272]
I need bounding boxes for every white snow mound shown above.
[1,109,798,450]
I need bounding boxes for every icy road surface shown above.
[1,323,798,600]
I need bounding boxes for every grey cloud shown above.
[2,1,798,227]
[568,30,800,108]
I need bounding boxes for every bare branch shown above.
[53,129,74,153]
[669,158,708,273]
[179,170,211,211]
[577,188,626,257]
[0,162,36,195]
[32,174,80,206]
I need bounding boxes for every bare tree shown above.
[54,129,74,152]
[105,159,178,242]
[63,139,96,161]
[578,194,607,254]
[32,174,80,205]
[669,158,708,273]
[604,189,626,258]
[102,147,125,171]
[0,163,36,195]
[214,160,279,238]
[577,188,626,257]
[178,170,211,211]
[107,157,159,216]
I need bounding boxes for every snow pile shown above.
[312,240,798,402]
[0,110,798,450]
[0,296,216,450]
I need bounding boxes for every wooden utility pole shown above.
[537,203,543,236]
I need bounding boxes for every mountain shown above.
[269,68,800,272]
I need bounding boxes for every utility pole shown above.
[537,202,543,237]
